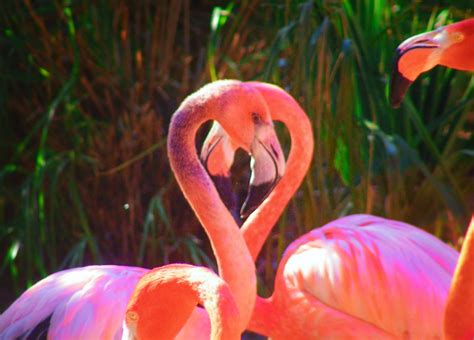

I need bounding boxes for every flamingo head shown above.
[200,83,286,220]
[390,19,473,108]
[122,265,201,339]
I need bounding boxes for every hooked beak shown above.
[201,122,286,221]
[390,31,440,108]
[240,128,286,219]
[200,122,240,224]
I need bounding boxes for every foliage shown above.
[0,0,472,305]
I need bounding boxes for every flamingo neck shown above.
[444,217,474,340]
[167,101,256,330]
[242,85,314,260]
[198,272,241,340]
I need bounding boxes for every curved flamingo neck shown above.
[126,265,240,340]
[197,272,241,340]
[167,95,256,330]
[242,83,314,260]
[444,217,474,340]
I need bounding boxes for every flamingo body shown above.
[0,265,147,339]
[252,215,458,338]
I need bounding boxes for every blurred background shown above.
[1,0,472,310]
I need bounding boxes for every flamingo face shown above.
[390,18,473,108]
[173,82,285,213]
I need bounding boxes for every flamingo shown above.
[390,18,474,107]
[0,80,285,339]
[201,81,460,338]
[122,264,240,340]
[444,216,474,340]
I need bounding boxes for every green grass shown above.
[0,0,472,302]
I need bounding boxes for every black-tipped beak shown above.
[389,51,413,108]
[200,122,240,224]
[209,174,241,225]
[389,35,439,108]
[240,137,285,219]
[240,177,280,219]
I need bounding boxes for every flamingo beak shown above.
[241,127,286,219]
[200,121,240,224]
[390,31,440,108]
[201,122,286,221]
[201,122,237,176]
[390,54,414,109]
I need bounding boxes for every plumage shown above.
[257,215,457,338]
[0,266,146,339]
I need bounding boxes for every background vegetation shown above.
[1,0,472,309]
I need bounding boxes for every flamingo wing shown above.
[278,214,458,338]
[0,265,147,339]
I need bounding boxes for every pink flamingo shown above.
[202,81,460,338]
[122,264,240,340]
[390,18,474,107]
[444,216,474,340]
[0,80,285,339]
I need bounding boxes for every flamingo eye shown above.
[127,311,139,322]
[252,112,261,124]
[452,31,464,43]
